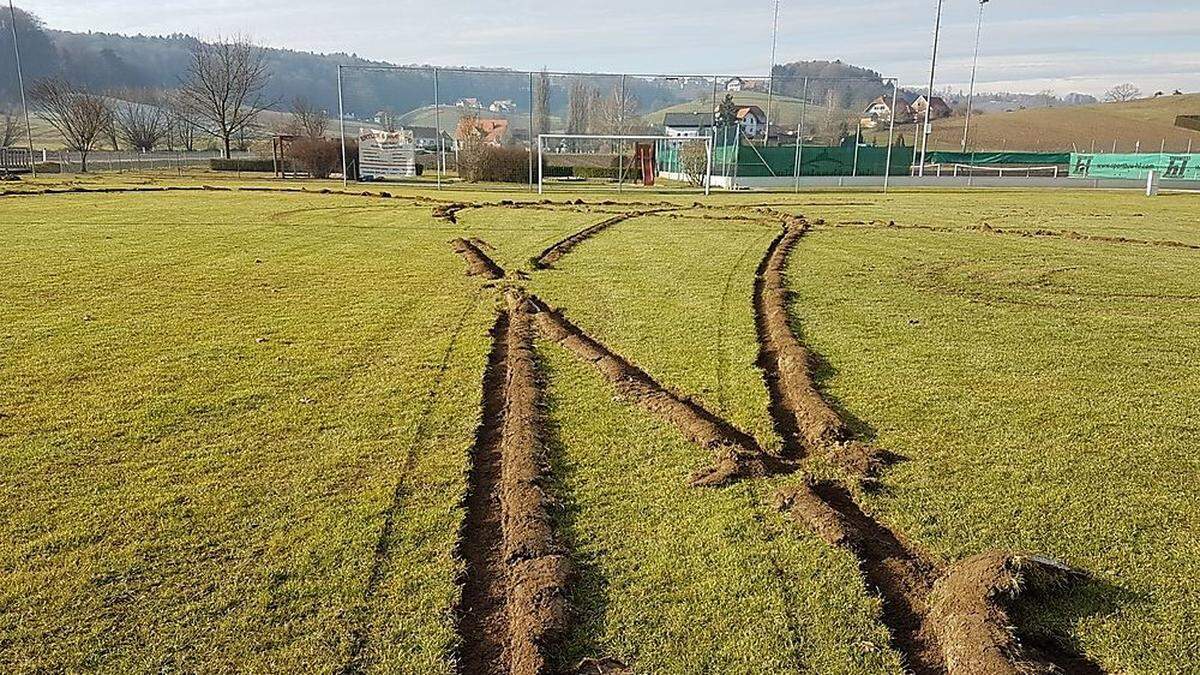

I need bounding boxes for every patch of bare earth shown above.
[532,214,635,269]
[452,238,506,280]
[458,290,571,675]
[754,217,892,481]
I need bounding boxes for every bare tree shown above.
[285,96,328,139]
[455,113,486,181]
[2,110,20,148]
[164,92,196,151]
[29,77,113,172]
[533,69,551,139]
[596,85,639,135]
[1104,83,1141,103]
[177,37,272,158]
[112,89,170,151]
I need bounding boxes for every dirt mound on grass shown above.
[451,238,506,280]
[524,295,784,487]
[929,553,1103,675]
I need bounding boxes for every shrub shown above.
[210,158,277,172]
[475,147,531,183]
[288,138,341,179]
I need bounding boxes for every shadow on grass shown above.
[1013,573,1142,672]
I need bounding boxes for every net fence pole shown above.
[337,65,348,188]
[528,71,535,192]
[433,67,442,190]
[706,135,713,195]
[796,77,808,193]
[884,78,897,193]
[537,134,543,194]
[793,124,801,192]
[8,0,36,177]
[618,74,626,193]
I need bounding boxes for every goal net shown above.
[536,134,712,193]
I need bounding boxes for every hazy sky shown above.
[19,1,1200,96]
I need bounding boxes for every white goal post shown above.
[537,134,713,195]
[911,163,1063,179]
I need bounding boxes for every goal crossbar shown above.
[536,133,713,195]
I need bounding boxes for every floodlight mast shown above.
[9,0,36,177]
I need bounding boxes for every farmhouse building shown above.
[911,95,952,120]
[861,95,914,128]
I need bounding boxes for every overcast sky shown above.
[19,0,1200,96]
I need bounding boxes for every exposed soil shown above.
[929,553,1105,675]
[458,291,571,675]
[434,202,472,223]
[777,481,944,673]
[451,238,506,280]
[524,294,785,487]
[753,217,894,482]
[532,214,635,269]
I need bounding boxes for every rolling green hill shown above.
[925,93,1200,153]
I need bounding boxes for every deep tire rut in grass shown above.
[532,214,636,269]
[452,238,507,280]
[525,295,786,488]
[754,218,891,480]
[766,214,1105,675]
[458,291,572,675]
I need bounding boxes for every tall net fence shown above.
[334,66,1200,191]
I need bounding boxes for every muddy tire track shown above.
[532,214,636,269]
[769,217,1103,674]
[525,295,785,487]
[452,238,506,280]
[458,291,572,675]
[754,217,892,481]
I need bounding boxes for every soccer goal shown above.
[536,134,713,195]
[912,163,1063,179]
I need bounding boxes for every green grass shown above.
[784,223,1200,673]
[2,177,1199,673]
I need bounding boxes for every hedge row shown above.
[210,158,280,172]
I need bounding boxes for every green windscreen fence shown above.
[1070,153,1200,180]
[925,151,1070,166]
[720,143,915,177]
[656,136,914,178]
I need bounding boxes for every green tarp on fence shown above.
[926,151,1070,166]
[1069,153,1200,180]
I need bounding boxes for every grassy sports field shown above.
[1,174,1197,673]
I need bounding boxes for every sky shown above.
[18,0,1200,96]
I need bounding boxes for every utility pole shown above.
[919,0,945,176]
[961,0,989,153]
[8,0,36,177]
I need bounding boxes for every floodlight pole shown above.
[919,0,945,177]
[337,64,347,188]
[961,0,988,152]
[9,0,36,177]
[765,0,780,148]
